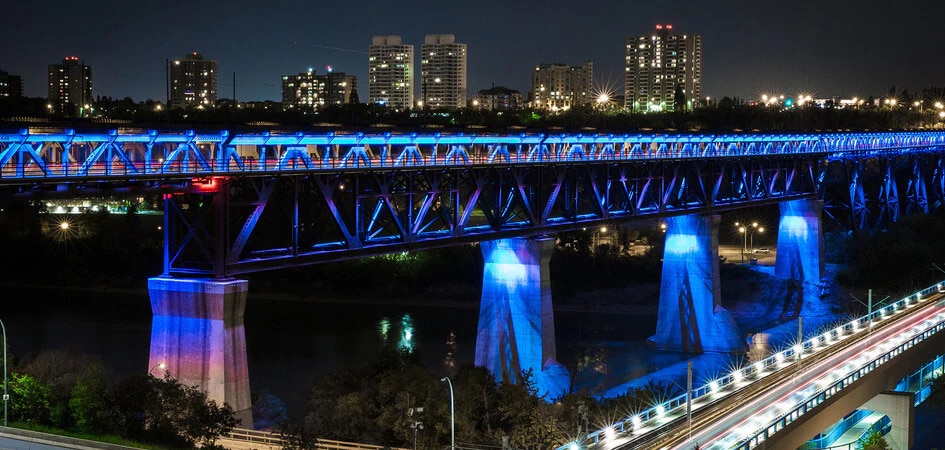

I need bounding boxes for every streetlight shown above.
[1,317,7,426]
[751,227,765,251]
[440,377,454,450]
[149,362,166,376]
[738,226,747,262]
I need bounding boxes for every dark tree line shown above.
[4,83,945,132]
[6,350,238,448]
[280,343,679,450]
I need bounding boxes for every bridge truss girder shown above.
[821,149,945,230]
[163,156,821,276]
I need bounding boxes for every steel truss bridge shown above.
[1,129,945,276]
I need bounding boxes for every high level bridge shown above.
[3,128,945,431]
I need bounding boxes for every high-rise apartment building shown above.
[368,36,414,110]
[0,70,22,98]
[420,34,467,109]
[282,69,324,111]
[530,62,594,111]
[170,52,217,108]
[282,68,358,111]
[47,57,92,116]
[322,69,358,106]
[624,24,702,112]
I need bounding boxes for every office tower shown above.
[47,56,92,116]
[530,62,594,111]
[368,36,414,110]
[420,34,467,109]
[170,52,218,108]
[0,70,22,98]
[624,24,702,112]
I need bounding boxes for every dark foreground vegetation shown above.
[3,350,237,449]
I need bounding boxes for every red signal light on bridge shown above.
[192,176,227,192]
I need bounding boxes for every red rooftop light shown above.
[667,24,673,29]
[656,24,663,29]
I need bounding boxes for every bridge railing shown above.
[4,130,945,182]
[562,280,945,449]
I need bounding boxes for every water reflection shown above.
[377,314,416,353]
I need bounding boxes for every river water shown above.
[0,285,659,416]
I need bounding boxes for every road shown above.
[718,244,774,266]
[598,291,943,450]
[0,435,72,450]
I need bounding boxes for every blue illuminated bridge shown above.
[4,128,945,436]
[2,128,944,276]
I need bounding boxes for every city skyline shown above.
[2,0,944,104]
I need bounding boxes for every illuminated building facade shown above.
[281,69,325,111]
[282,69,358,111]
[530,62,593,111]
[47,56,92,116]
[0,70,22,98]
[170,52,217,109]
[625,24,702,112]
[420,34,467,110]
[369,35,414,110]
[476,86,523,110]
[322,69,357,106]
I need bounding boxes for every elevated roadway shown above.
[571,282,945,449]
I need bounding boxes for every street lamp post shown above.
[738,226,747,262]
[750,226,764,251]
[686,361,692,442]
[1,317,7,427]
[149,363,166,376]
[440,377,454,450]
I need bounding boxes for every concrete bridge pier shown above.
[649,214,744,353]
[148,276,252,427]
[775,199,824,283]
[860,392,914,449]
[474,236,569,398]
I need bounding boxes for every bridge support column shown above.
[861,391,914,450]
[148,277,252,427]
[474,237,569,398]
[775,199,824,283]
[649,214,743,353]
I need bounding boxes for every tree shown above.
[110,374,238,447]
[7,372,52,424]
[858,428,890,450]
[252,390,288,430]
[69,364,111,434]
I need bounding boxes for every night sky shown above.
[3,0,944,103]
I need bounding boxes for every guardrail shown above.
[222,428,410,450]
[4,130,945,183]
[734,287,945,448]
[559,280,945,450]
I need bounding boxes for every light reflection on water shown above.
[377,314,416,353]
